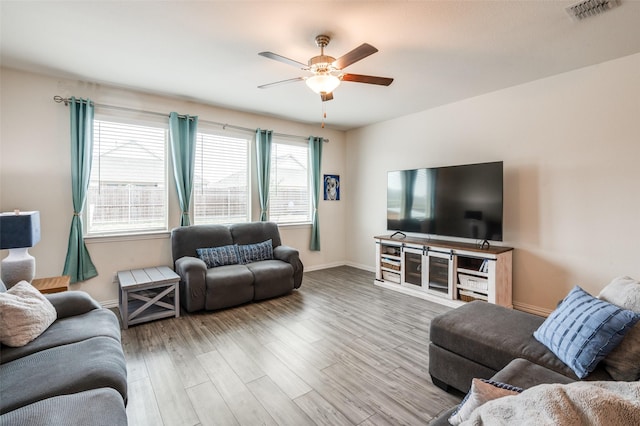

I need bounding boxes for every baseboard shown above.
[305,262,375,273]
[513,301,552,317]
[344,261,375,273]
[304,261,347,272]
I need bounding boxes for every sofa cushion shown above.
[197,244,240,268]
[533,286,639,379]
[238,239,273,264]
[0,388,127,426]
[1,308,121,365]
[204,264,254,310]
[229,221,282,247]
[0,336,127,414]
[491,358,575,389]
[598,276,640,381]
[45,290,101,319]
[246,260,294,300]
[0,281,57,347]
[171,224,234,264]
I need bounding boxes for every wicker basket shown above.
[382,271,401,283]
[458,273,488,292]
[458,289,488,303]
[381,261,401,271]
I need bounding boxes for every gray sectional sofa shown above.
[428,301,614,394]
[0,289,128,425]
[427,301,620,425]
[171,221,303,312]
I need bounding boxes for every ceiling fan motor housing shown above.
[308,55,338,73]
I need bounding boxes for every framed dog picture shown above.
[324,174,340,201]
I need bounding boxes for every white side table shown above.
[117,266,180,329]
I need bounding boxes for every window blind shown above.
[86,120,167,234]
[193,132,249,224]
[269,141,311,224]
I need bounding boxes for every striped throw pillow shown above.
[196,245,240,268]
[237,239,273,264]
[533,285,640,378]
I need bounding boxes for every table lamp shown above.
[0,210,41,287]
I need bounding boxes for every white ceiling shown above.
[2,1,639,130]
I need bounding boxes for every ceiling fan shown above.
[258,35,394,102]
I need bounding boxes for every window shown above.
[86,119,167,235]
[193,132,250,224]
[269,141,311,224]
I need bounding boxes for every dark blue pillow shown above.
[533,285,640,378]
[237,239,273,264]
[196,244,240,268]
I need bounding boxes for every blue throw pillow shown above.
[196,244,240,268]
[237,239,273,264]
[533,285,640,378]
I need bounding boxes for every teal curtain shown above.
[309,136,323,251]
[256,129,273,221]
[169,112,198,226]
[62,97,98,283]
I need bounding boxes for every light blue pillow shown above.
[196,244,240,268]
[533,286,640,378]
[237,239,273,264]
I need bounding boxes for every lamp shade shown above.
[0,211,41,249]
[305,74,341,94]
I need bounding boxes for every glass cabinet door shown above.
[402,248,424,288]
[426,250,454,298]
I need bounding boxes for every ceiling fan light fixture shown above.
[305,74,341,94]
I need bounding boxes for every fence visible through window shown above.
[86,120,167,235]
[193,132,249,225]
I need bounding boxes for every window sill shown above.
[84,231,170,244]
[277,222,312,229]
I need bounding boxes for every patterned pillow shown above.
[533,285,640,379]
[196,244,240,268]
[237,239,273,264]
[449,378,523,425]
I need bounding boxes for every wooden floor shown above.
[120,266,461,426]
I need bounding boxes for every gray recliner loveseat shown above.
[171,222,303,313]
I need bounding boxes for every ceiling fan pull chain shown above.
[321,102,326,128]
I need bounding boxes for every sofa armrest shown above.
[273,245,298,263]
[45,291,101,319]
[175,256,207,312]
[273,245,304,288]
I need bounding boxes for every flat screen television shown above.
[387,161,503,241]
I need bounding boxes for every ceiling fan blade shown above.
[258,77,304,89]
[321,92,334,102]
[259,51,308,69]
[333,43,378,69]
[341,73,394,86]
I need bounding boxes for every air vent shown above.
[566,0,620,20]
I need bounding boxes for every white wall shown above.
[0,68,346,305]
[3,54,639,314]
[345,53,640,314]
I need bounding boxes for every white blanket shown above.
[462,381,640,426]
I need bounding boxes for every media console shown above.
[374,235,513,308]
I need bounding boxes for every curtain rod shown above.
[53,96,328,143]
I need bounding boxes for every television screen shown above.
[387,161,503,241]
